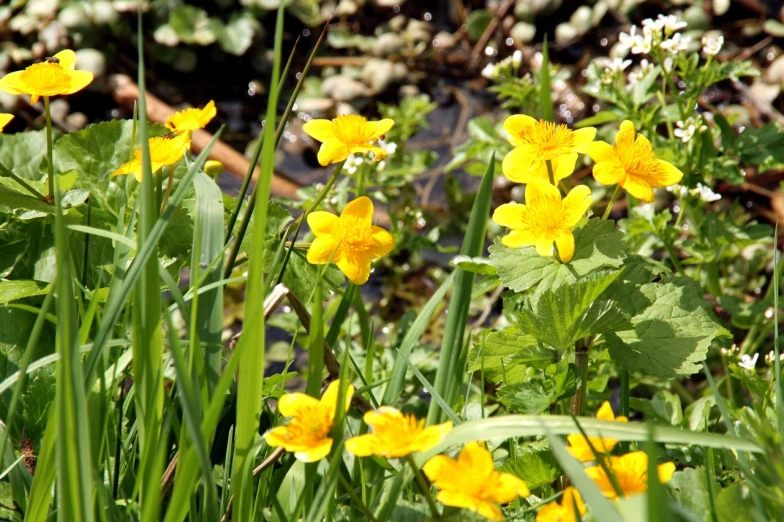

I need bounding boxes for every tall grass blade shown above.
[232,5,285,519]
[53,176,94,521]
[383,272,455,406]
[645,423,671,522]
[539,36,554,122]
[773,223,782,432]
[191,172,225,396]
[427,154,494,425]
[134,12,165,520]
[24,412,57,522]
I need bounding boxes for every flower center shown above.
[516,120,576,160]
[331,115,373,146]
[285,405,332,443]
[615,134,661,181]
[338,216,373,254]
[521,195,567,238]
[20,62,70,92]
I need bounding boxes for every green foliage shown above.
[467,331,557,384]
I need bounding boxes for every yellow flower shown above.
[345,407,452,458]
[0,50,93,105]
[492,180,592,263]
[303,114,394,166]
[204,160,224,178]
[584,451,676,500]
[165,100,217,133]
[264,380,354,463]
[502,115,596,184]
[423,442,530,521]
[112,131,191,182]
[566,401,628,462]
[306,196,394,285]
[582,120,683,203]
[536,487,586,522]
[0,113,13,132]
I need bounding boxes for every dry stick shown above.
[468,0,515,68]
[159,285,291,497]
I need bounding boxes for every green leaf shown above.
[467,331,557,384]
[497,361,579,414]
[516,270,631,351]
[736,123,784,165]
[263,241,343,303]
[169,5,220,45]
[0,129,53,181]
[466,9,493,42]
[668,467,719,521]
[0,185,52,215]
[159,206,194,259]
[683,397,715,432]
[217,15,259,56]
[449,255,497,275]
[0,280,50,304]
[716,483,755,522]
[605,277,726,378]
[499,448,560,489]
[490,219,627,294]
[575,110,621,128]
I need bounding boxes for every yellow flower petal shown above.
[437,491,503,521]
[337,255,372,285]
[320,380,354,421]
[112,159,143,182]
[165,100,217,132]
[596,401,616,421]
[278,392,320,417]
[561,185,592,228]
[349,143,387,161]
[307,211,339,235]
[367,225,395,259]
[307,236,340,264]
[63,69,94,95]
[53,49,76,70]
[411,421,453,454]
[658,461,676,483]
[593,160,626,186]
[491,471,530,502]
[295,438,333,463]
[503,114,538,147]
[616,120,636,146]
[501,230,536,248]
[317,138,351,166]
[364,118,395,140]
[573,127,598,149]
[582,140,616,163]
[555,231,575,263]
[457,442,494,477]
[302,119,336,142]
[525,179,561,207]
[0,113,14,133]
[623,175,656,203]
[551,152,578,181]
[654,159,684,187]
[0,71,28,96]
[341,196,374,223]
[492,203,524,229]
[502,145,545,183]
[344,434,377,457]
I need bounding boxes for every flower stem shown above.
[43,96,55,202]
[619,368,630,452]
[160,165,175,213]
[337,472,379,522]
[545,159,556,187]
[406,455,440,519]
[0,161,48,202]
[601,185,622,220]
[570,341,589,417]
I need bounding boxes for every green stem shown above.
[43,96,55,201]
[406,455,440,519]
[160,165,175,213]
[601,185,622,220]
[337,472,379,522]
[619,368,630,452]
[0,161,48,202]
[271,160,346,286]
[570,342,589,417]
[545,159,556,187]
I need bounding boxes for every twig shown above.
[469,0,515,68]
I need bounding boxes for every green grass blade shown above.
[427,154,495,425]
[382,272,455,406]
[546,429,624,522]
[307,281,325,398]
[24,411,57,522]
[191,171,225,396]
[232,5,285,519]
[539,36,554,122]
[645,423,671,522]
[773,223,782,432]
[53,176,94,521]
[415,414,762,465]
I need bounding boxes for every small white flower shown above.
[345,153,363,174]
[702,35,724,56]
[641,17,664,32]
[660,33,691,55]
[738,353,759,371]
[618,26,638,52]
[631,27,653,54]
[663,56,674,72]
[674,120,696,143]
[657,14,687,34]
[667,184,690,198]
[765,351,784,364]
[512,49,523,68]
[384,141,398,155]
[691,183,721,203]
[481,63,498,80]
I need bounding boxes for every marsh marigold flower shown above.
[307,196,394,285]
[583,120,683,203]
[165,100,217,133]
[0,50,93,105]
[536,487,586,522]
[492,180,592,263]
[423,442,530,521]
[585,451,676,499]
[264,380,354,463]
[303,114,394,166]
[502,115,596,184]
[112,131,191,182]
[0,114,13,132]
[345,407,452,458]
[566,401,628,462]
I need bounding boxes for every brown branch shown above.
[469,0,515,68]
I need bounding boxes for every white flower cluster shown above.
[618,14,690,57]
[345,140,398,174]
[702,35,724,56]
[481,50,523,80]
[674,117,708,143]
[765,350,784,365]
[627,59,654,86]
[596,57,632,84]
[667,182,721,203]
[738,353,759,371]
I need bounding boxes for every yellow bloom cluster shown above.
[494,114,683,262]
